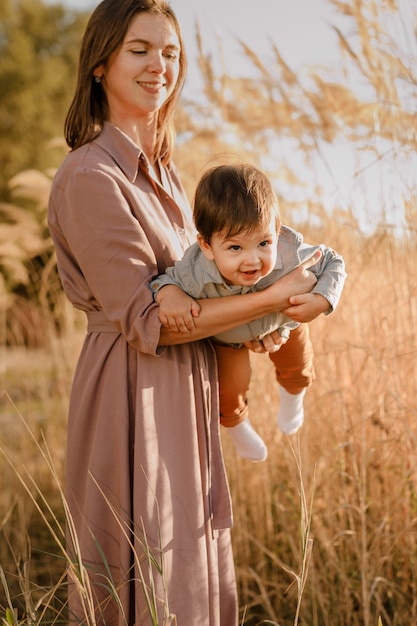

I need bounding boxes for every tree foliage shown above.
[0,0,88,198]
[0,0,89,344]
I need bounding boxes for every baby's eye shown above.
[259,240,271,248]
[229,245,241,251]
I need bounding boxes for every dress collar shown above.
[94,122,143,184]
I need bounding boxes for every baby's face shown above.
[199,217,278,286]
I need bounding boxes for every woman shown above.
[48,1,318,624]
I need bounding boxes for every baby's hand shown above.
[244,329,289,354]
[283,292,329,323]
[267,249,322,308]
[155,285,201,333]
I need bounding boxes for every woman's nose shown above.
[148,51,166,73]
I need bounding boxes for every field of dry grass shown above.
[1,213,417,625]
[0,1,416,620]
[226,221,417,625]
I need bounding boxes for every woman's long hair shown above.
[64,0,187,164]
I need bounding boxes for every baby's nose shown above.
[244,249,261,265]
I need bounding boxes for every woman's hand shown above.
[156,285,201,333]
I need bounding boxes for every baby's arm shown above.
[155,285,201,333]
[283,292,330,322]
[283,240,346,322]
[149,245,203,333]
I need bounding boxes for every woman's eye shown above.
[164,51,178,60]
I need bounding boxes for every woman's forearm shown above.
[158,288,275,346]
[158,255,319,346]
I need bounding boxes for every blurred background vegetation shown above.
[1,0,417,624]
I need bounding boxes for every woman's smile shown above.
[137,80,166,91]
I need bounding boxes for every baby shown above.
[151,163,346,461]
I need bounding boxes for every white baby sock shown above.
[277,387,306,435]
[227,417,268,461]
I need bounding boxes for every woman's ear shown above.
[93,65,104,80]
[197,234,215,260]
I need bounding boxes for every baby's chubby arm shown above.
[282,240,346,322]
[282,292,330,322]
[149,243,203,333]
[155,285,201,334]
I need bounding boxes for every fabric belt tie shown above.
[86,310,120,333]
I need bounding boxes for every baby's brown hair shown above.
[193,163,281,243]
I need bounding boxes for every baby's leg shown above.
[215,344,251,426]
[215,344,267,461]
[268,324,315,434]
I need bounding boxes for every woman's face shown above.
[95,12,181,125]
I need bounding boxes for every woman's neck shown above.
[110,114,157,159]
[108,115,161,182]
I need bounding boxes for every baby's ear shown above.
[197,234,215,260]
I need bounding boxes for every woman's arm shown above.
[158,250,321,346]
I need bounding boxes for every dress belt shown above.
[86,310,120,333]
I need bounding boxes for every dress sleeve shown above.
[50,166,164,355]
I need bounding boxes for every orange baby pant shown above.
[215,323,315,428]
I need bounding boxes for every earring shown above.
[94,76,102,83]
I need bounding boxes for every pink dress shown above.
[48,122,238,626]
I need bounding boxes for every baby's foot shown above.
[277,387,306,434]
[227,417,267,461]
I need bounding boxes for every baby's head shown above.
[193,164,281,287]
[193,163,280,242]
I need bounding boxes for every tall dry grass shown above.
[1,1,416,622]
[1,204,417,625]
[223,213,417,625]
